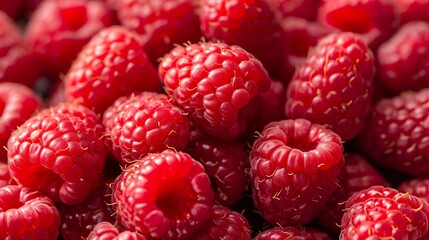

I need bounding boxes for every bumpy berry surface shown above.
[340,185,429,239]
[112,150,214,239]
[159,41,270,141]
[250,119,344,226]
[199,0,285,75]
[86,221,148,240]
[0,162,13,187]
[64,26,161,114]
[103,92,190,165]
[254,226,332,240]
[377,21,429,95]
[7,103,108,205]
[0,185,61,239]
[396,0,429,24]
[285,32,375,141]
[118,0,202,66]
[358,88,429,176]
[25,0,115,79]
[398,177,429,204]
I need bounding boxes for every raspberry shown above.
[64,26,161,114]
[118,0,202,66]
[0,185,61,239]
[7,103,108,205]
[357,88,429,176]
[111,150,214,239]
[103,92,190,165]
[316,153,388,235]
[377,21,429,95]
[396,0,429,24]
[191,204,252,239]
[0,162,13,188]
[340,185,429,239]
[250,119,344,226]
[317,0,398,50]
[87,221,148,240]
[199,0,285,75]
[187,134,249,206]
[0,82,43,162]
[266,0,320,20]
[60,178,116,240]
[254,226,332,240]
[398,177,429,204]
[285,32,375,141]
[159,41,270,141]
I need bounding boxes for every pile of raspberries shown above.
[1,0,429,239]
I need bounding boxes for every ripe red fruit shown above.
[340,185,429,239]
[87,221,148,240]
[266,0,320,21]
[285,32,375,141]
[254,226,332,240]
[64,26,161,114]
[7,103,108,205]
[0,162,13,188]
[111,150,214,239]
[398,177,429,204]
[396,0,429,24]
[159,41,270,141]
[250,118,344,226]
[0,185,61,239]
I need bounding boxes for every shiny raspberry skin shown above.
[0,162,13,188]
[254,226,332,240]
[118,0,202,66]
[159,42,270,141]
[285,32,375,141]
[64,26,161,114]
[191,204,252,240]
[357,88,429,176]
[87,221,148,240]
[0,185,61,239]
[396,0,429,24]
[7,103,108,205]
[250,119,344,226]
[25,0,115,80]
[112,150,214,239]
[340,185,429,239]
[377,21,429,95]
[199,0,285,75]
[0,82,43,162]
[103,92,190,165]
[398,177,429,204]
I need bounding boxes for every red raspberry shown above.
[266,0,320,21]
[250,119,344,226]
[159,42,270,141]
[377,21,429,95]
[60,178,116,240]
[187,134,249,207]
[316,153,388,235]
[396,0,429,24]
[285,32,375,141]
[191,204,252,240]
[254,226,332,240]
[111,150,214,239]
[118,0,202,66]
[357,88,429,176]
[0,185,61,239]
[64,26,161,114]
[340,185,429,239]
[317,0,398,50]
[0,162,13,187]
[25,0,116,80]
[7,103,108,205]
[398,177,429,204]
[103,92,190,165]
[199,0,285,75]
[87,221,148,240]
[0,82,43,162]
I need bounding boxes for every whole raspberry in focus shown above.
[266,0,320,21]
[396,0,429,24]
[285,32,375,141]
[103,92,190,165]
[64,26,161,114]
[60,178,116,240]
[25,0,116,80]
[316,153,388,235]
[0,82,43,162]
[398,177,429,204]
[118,0,202,66]
[191,204,252,240]
[254,226,332,240]
[199,0,285,75]
[317,0,398,50]
[0,185,61,239]
[7,103,108,205]
[0,162,13,187]
[87,221,148,240]
[250,119,344,226]
[358,88,429,176]
[377,21,429,95]
[159,41,270,141]
[340,185,429,239]
[111,150,214,239]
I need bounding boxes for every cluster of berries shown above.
[1,0,429,239]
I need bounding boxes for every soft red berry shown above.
[398,177,429,204]
[396,0,429,24]
[87,221,148,240]
[0,162,13,188]
[254,226,332,240]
